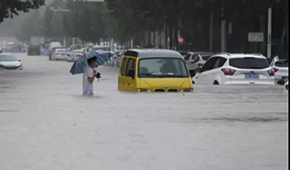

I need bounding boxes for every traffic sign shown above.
[248,32,264,42]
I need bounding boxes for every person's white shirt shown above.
[83,66,94,95]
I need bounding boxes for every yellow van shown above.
[118,49,195,92]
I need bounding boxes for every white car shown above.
[109,50,124,67]
[52,49,69,61]
[0,53,23,70]
[194,53,275,85]
[67,49,84,62]
[270,59,288,84]
[49,42,62,60]
[184,52,214,72]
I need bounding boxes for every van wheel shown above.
[213,80,219,85]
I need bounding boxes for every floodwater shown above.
[0,53,288,170]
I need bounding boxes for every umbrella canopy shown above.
[70,50,112,75]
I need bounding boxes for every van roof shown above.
[124,49,183,58]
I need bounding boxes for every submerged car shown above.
[0,53,23,70]
[28,45,41,56]
[67,49,84,62]
[118,49,195,92]
[52,48,69,61]
[271,59,288,84]
[194,53,275,85]
[184,52,214,72]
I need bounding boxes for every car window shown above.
[138,58,188,78]
[230,58,269,69]
[275,60,288,67]
[191,54,200,63]
[0,55,18,62]
[201,57,218,72]
[120,58,128,76]
[213,57,227,69]
[184,54,191,61]
[125,59,136,77]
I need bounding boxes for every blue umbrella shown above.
[70,50,112,75]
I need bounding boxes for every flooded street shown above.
[0,53,288,170]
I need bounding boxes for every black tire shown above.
[213,80,219,85]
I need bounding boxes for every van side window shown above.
[120,58,128,76]
[125,59,136,76]
[201,57,218,72]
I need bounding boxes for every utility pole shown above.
[267,8,272,59]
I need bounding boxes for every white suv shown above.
[194,53,275,85]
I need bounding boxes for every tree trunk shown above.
[165,23,168,49]
[174,23,179,51]
[169,22,173,49]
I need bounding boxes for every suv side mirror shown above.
[189,70,196,77]
[128,69,135,79]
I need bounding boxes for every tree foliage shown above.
[106,0,288,56]
[0,0,45,23]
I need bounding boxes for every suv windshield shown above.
[0,55,17,62]
[139,58,188,78]
[230,58,269,69]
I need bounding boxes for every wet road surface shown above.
[0,53,288,170]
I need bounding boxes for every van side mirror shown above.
[128,69,135,79]
[189,70,196,77]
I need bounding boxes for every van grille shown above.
[168,89,178,92]
[154,89,165,92]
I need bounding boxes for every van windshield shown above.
[138,58,188,78]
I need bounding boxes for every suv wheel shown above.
[213,80,219,85]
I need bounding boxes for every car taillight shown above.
[286,84,289,91]
[267,69,275,76]
[273,67,279,73]
[221,68,236,76]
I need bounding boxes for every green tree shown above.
[0,0,45,23]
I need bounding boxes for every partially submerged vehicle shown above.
[118,49,195,92]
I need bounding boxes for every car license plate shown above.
[245,73,259,79]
